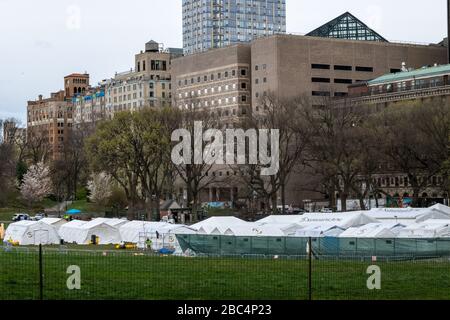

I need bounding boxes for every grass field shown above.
[1,248,449,300]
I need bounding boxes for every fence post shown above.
[308,237,312,301]
[38,244,43,300]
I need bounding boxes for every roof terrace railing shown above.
[343,83,450,105]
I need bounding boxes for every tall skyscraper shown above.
[182,0,286,55]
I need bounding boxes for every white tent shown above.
[58,220,87,244]
[223,224,285,237]
[298,212,378,229]
[119,221,195,251]
[295,223,345,238]
[4,221,60,245]
[279,223,304,236]
[397,220,450,238]
[190,217,248,235]
[59,219,122,245]
[367,206,450,223]
[257,215,305,226]
[339,222,405,238]
[429,203,450,215]
[40,218,68,231]
[120,221,173,243]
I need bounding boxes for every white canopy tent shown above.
[339,222,406,238]
[397,220,450,238]
[59,219,122,245]
[4,221,60,245]
[223,224,285,237]
[295,223,345,238]
[40,218,68,231]
[257,215,305,226]
[190,217,248,235]
[366,206,450,224]
[298,212,378,229]
[58,220,87,243]
[119,221,195,251]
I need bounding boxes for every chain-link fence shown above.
[1,243,450,300]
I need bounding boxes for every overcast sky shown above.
[0,0,447,123]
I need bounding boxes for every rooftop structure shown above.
[306,12,388,42]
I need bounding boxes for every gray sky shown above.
[0,0,447,123]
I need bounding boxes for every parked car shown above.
[32,213,45,221]
[320,208,333,213]
[12,213,31,222]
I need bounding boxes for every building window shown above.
[334,79,353,84]
[334,65,352,71]
[312,91,331,97]
[356,66,374,72]
[312,64,330,70]
[312,77,331,83]
[151,60,167,71]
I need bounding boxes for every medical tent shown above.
[59,218,122,244]
[397,220,450,238]
[223,224,285,237]
[58,220,87,243]
[4,221,60,245]
[119,221,195,251]
[190,217,248,235]
[295,223,345,238]
[365,205,450,223]
[298,212,378,229]
[339,222,405,238]
[40,218,68,231]
[257,215,305,226]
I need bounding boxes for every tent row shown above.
[3,218,194,251]
[177,204,450,239]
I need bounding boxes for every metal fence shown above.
[1,243,450,300]
[176,234,450,258]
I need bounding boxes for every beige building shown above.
[105,41,183,119]
[73,85,107,125]
[171,33,448,207]
[172,44,252,126]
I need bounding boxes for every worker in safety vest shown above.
[146,238,152,250]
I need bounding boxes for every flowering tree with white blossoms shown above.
[87,172,113,205]
[20,162,52,206]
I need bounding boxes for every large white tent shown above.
[257,215,305,226]
[119,221,195,251]
[295,223,345,238]
[223,224,285,237]
[59,218,122,245]
[190,217,248,235]
[397,220,450,238]
[298,212,378,229]
[339,222,405,238]
[4,221,60,245]
[367,206,450,223]
[40,218,68,231]
[58,220,87,243]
